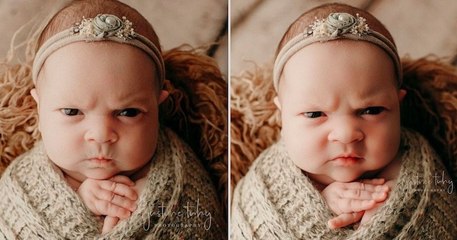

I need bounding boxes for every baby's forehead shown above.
[37,68,159,107]
[40,42,159,81]
[281,41,397,84]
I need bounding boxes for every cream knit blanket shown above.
[231,129,457,239]
[0,128,226,239]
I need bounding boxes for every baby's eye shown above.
[361,107,385,115]
[303,111,325,118]
[118,108,141,117]
[61,108,81,116]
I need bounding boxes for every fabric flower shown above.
[92,14,124,38]
[326,13,356,36]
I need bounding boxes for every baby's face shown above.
[32,42,167,181]
[276,41,406,185]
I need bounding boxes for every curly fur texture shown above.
[230,65,280,194]
[161,47,228,217]
[230,58,457,195]
[401,57,457,185]
[0,35,39,175]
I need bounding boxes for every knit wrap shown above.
[0,128,226,239]
[231,129,457,239]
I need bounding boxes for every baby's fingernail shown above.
[376,178,385,183]
[376,185,389,191]
[374,192,386,199]
[131,203,137,211]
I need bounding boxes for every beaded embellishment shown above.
[309,13,370,38]
[72,14,135,40]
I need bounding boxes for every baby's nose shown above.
[84,117,118,144]
[328,119,364,144]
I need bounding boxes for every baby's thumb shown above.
[109,175,135,186]
[102,216,120,234]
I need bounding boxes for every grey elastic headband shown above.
[273,12,401,92]
[33,14,164,85]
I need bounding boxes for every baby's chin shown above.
[83,168,121,180]
[306,171,362,185]
[326,170,365,183]
[331,174,362,183]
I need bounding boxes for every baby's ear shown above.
[398,89,407,102]
[273,96,281,110]
[30,88,39,105]
[158,90,169,104]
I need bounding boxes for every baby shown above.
[231,3,457,239]
[0,0,225,239]
[274,17,404,229]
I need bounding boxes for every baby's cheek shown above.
[281,122,326,170]
[284,139,316,172]
[366,129,400,168]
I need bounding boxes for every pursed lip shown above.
[89,155,113,160]
[87,156,114,164]
[331,153,363,165]
[333,153,362,160]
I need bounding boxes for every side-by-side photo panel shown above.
[0,0,228,239]
[230,0,457,239]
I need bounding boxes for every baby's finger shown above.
[109,175,135,186]
[93,187,119,202]
[328,212,364,229]
[102,216,119,234]
[340,189,388,202]
[344,182,389,192]
[111,194,137,212]
[349,199,376,212]
[360,178,385,185]
[95,200,131,219]
[95,185,138,207]
[337,199,375,213]
[99,181,138,200]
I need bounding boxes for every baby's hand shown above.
[321,178,390,229]
[359,179,396,226]
[77,175,138,220]
[101,177,147,234]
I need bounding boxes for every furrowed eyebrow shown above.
[117,94,153,107]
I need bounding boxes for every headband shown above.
[273,12,402,92]
[32,14,165,85]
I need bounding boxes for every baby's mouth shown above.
[331,154,363,166]
[87,157,114,167]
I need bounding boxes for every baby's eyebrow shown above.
[354,85,390,99]
[116,94,153,106]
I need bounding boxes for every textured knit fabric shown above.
[0,127,226,239]
[231,129,457,239]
